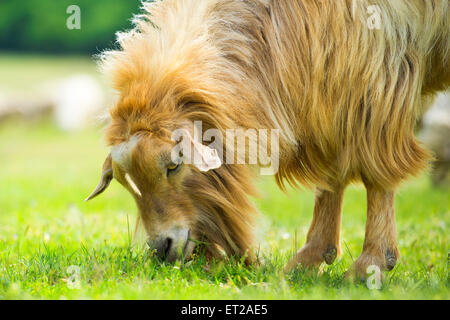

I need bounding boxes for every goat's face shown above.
[86,129,222,262]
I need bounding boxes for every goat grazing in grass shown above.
[87,0,450,280]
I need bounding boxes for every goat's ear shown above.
[85,154,113,201]
[181,129,221,172]
[172,128,222,172]
[190,136,222,172]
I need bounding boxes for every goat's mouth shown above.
[164,238,196,263]
[182,237,196,261]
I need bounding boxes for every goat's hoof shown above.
[322,244,337,265]
[346,249,399,282]
[284,244,322,273]
[385,250,397,271]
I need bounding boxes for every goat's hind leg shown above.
[284,187,344,272]
[347,185,400,281]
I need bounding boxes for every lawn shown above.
[0,56,448,300]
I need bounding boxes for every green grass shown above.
[0,55,448,299]
[0,118,448,300]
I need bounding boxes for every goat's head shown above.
[87,117,257,263]
[88,7,259,263]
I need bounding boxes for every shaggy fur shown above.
[93,0,450,276]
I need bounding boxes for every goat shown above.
[87,0,450,280]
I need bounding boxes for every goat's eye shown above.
[167,163,181,176]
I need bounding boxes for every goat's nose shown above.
[161,237,173,258]
[148,227,190,262]
[152,237,173,260]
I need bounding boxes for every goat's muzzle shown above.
[148,227,194,262]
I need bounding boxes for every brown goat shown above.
[87,0,450,280]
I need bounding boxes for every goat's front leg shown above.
[347,185,400,281]
[284,187,344,272]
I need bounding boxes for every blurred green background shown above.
[0,0,141,54]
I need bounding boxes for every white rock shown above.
[52,74,105,131]
[420,91,450,185]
